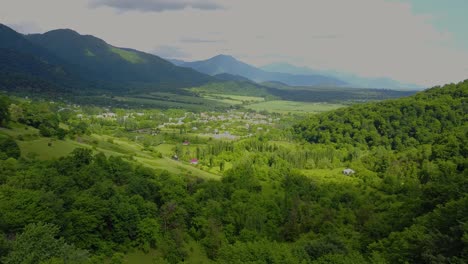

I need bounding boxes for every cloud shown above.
[1,0,467,86]
[152,45,190,59]
[89,0,223,12]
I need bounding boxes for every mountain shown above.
[0,24,90,93]
[0,24,55,60]
[166,58,186,66]
[261,62,320,76]
[262,62,424,90]
[26,29,213,91]
[0,24,215,94]
[214,73,253,82]
[180,55,346,87]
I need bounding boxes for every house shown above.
[172,155,179,161]
[103,112,117,118]
[183,140,190,146]
[342,168,355,176]
[190,159,199,165]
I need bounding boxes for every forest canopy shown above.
[0,80,466,263]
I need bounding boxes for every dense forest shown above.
[0,80,466,263]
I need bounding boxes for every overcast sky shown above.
[2,0,467,86]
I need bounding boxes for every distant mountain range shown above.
[174,55,347,87]
[213,73,253,82]
[0,22,421,100]
[261,62,424,90]
[168,57,423,90]
[0,23,212,94]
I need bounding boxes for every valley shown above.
[0,14,466,264]
[0,80,466,263]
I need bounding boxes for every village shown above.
[65,106,288,172]
[86,109,281,139]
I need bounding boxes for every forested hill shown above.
[0,24,213,94]
[294,80,467,151]
[0,24,88,93]
[0,81,466,263]
[26,29,213,90]
[292,80,468,262]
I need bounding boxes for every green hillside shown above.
[0,24,214,95]
[0,81,466,263]
[0,24,91,93]
[26,29,213,91]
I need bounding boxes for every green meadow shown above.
[245,100,345,114]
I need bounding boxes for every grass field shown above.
[17,138,88,160]
[203,93,265,105]
[153,143,175,156]
[0,125,39,137]
[2,126,221,180]
[114,92,228,111]
[91,135,221,179]
[246,100,345,114]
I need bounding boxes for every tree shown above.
[0,96,9,127]
[71,148,93,167]
[136,218,161,252]
[2,222,88,264]
[0,137,20,160]
[8,104,23,123]
[220,160,225,171]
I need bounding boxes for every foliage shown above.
[0,96,10,127]
[0,81,465,263]
[0,136,20,160]
[2,222,88,264]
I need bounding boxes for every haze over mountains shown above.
[261,62,424,90]
[174,55,347,87]
[171,56,422,90]
[0,22,421,98]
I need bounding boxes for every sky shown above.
[1,0,467,87]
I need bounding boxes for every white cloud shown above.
[89,0,224,12]
[0,0,466,86]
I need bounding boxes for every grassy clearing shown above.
[92,135,220,180]
[114,94,227,111]
[246,100,345,114]
[153,143,174,156]
[136,156,220,180]
[17,138,88,160]
[0,124,39,137]
[188,82,273,99]
[202,96,241,105]
[2,126,221,180]
[145,92,212,104]
[203,93,265,105]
